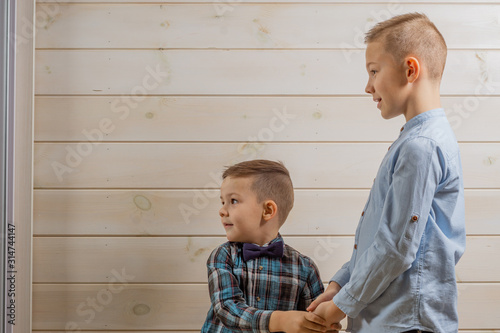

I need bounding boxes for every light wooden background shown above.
[33,1,500,332]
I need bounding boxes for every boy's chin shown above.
[225,233,242,243]
[380,109,401,120]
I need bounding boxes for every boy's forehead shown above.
[220,176,253,193]
[365,41,394,67]
[365,42,383,61]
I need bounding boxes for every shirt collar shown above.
[245,233,283,247]
[400,108,445,133]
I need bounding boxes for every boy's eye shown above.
[371,70,377,75]
[231,199,238,204]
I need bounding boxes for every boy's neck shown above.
[251,230,280,246]
[403,81,442,122]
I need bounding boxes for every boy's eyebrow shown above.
[220,192,239,199]
[366,61,377,68]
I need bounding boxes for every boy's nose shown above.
[365,81,374,94]
[219,206,227,217]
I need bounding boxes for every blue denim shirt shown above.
[332,109,466,333]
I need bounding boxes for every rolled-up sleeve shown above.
[333,137,444,317]
[331,260,351,288]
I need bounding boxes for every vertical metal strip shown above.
[0,1,6,327]
[0,0,8,328]
[2,0,16,331]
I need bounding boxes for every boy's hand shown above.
[270,310,341,333]
[307,281,341,312]
[313,301,346,329]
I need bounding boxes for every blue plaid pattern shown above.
[202,234,324,332]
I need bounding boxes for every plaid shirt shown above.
[202,234,324,332]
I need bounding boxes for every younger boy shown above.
[202,159,341,333]
[307,13,466,333]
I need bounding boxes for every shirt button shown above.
[400,126,404,132]
[411,215,419,222]
[354,244,358,249]
[361,211,364,216]
[258,266,263,271]
[256,297,261,301]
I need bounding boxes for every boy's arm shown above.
[333,137,443,318]
[297,257,343,332]
[206,246,273,332]
[313,300,346,328]
[269,310,338,333]
[307,259,349,312]
[306,281,342,312]
[299,258,326,310]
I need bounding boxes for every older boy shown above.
[202,159,341,333]
[307,13,466,333]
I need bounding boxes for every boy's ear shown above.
[405,56,420,83]
[262,200,278,221]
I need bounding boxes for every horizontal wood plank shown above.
[32,236,349,283]
[35,4,500,49]
[34,49,500,95]
[34,96,500,142]
[33,142,388,188]
[33,189,365,235]
[31,283,500,330]
[33,189,500,236]
[32,236,500,283]
[33,143,500,189]
[35,96,404,142]
[32,284,211,330]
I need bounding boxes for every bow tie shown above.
[242,240,284,262]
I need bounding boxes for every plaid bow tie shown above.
[242,240,284,262]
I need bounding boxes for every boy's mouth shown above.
[374,98,382,108]
[223,223,233,228]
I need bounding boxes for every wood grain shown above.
[34,143,500,189]
[31,1,500,332]
[31,283,500,330]
[34,49,500,95]
[34,96,500,142]
[32,236,500,283]
[33,189,500,236]
[34,4,500,49]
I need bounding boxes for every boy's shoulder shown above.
[396,110,460,160]
[207,240,240,265]
[283,243,321,271]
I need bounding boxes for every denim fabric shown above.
[332,109,466,333]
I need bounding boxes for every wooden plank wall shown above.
[33,1,500,332]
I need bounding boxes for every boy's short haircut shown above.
[365,12,447,81]
[222,159,294,225]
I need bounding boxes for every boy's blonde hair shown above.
[365,12,447,81]
[222,159,294,225]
